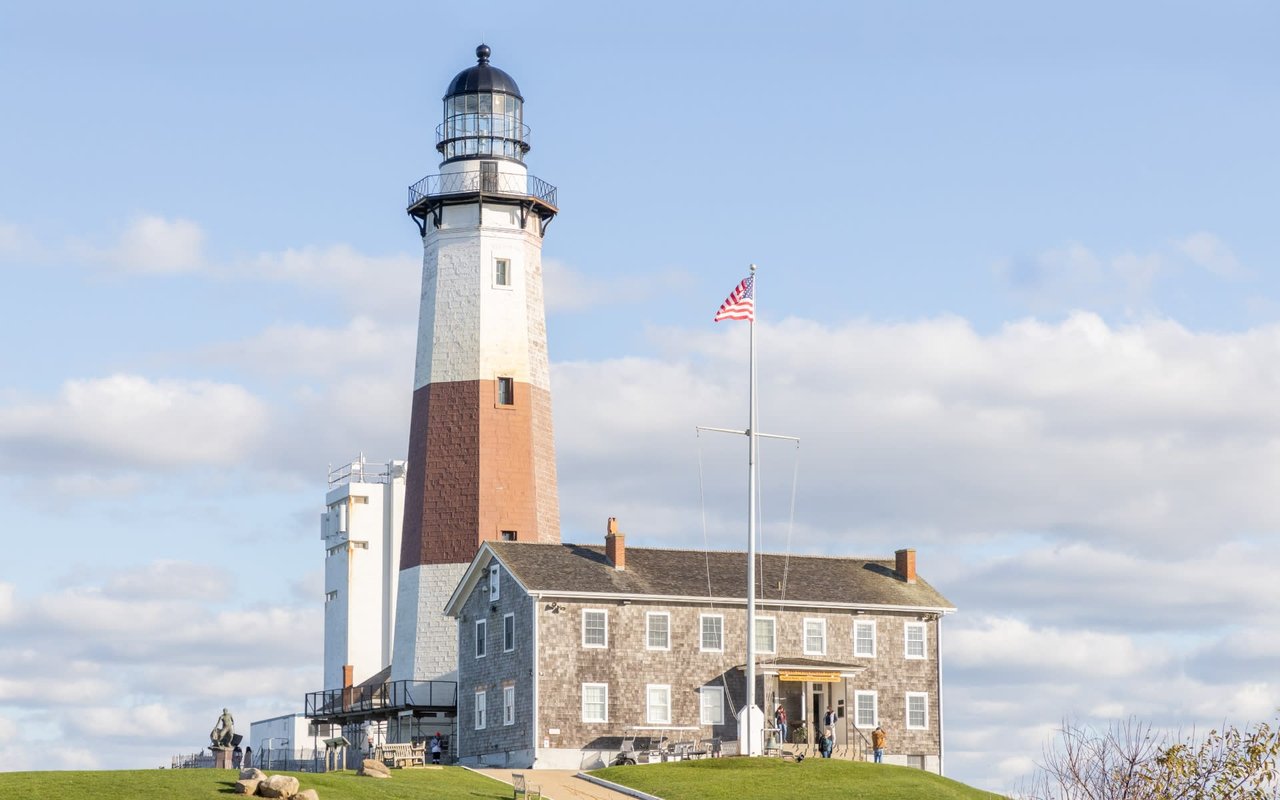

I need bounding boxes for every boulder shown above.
[294,791,320,800]
[255,774,301,798]
[358,758,391,778]
[240,768,266,781]
[234,779,260,795]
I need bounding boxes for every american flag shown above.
[713,275,754,322]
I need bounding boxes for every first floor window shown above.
[700,614,724,651]
[754,617,776,654]
[504,686,516,726]
[700,686,725,725]
[855,690,877,728]
[804,618,827,655]
[646,685,671,725]
[854,620,876,657]
[583,609,608,648]
[582,683,608,723]
[475,619,487,658]
[474,690,487,730]
[905,622,927,659]
[906,692,928,729]
[647,612,670,650]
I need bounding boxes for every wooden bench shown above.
[512,773,541,800]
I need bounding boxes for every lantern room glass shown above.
[441,92,526,162]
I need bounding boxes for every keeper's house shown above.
[444,520,955,771]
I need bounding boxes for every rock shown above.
[234,779,259,795]
[255,774,301,798]
[294,791,319,800]
[358,758,391,778]
[240,768,267,781]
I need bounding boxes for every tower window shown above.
[501,530,517,541]
[480,160,498,192]
[495,258,511,287]
[497,377,514,405]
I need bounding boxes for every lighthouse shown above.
[391,45,562,684]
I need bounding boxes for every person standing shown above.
[774,705,787,743]
[243,746,252,769]
[231,745,243,769]
[430,732,444,765]
[872,725,887,763]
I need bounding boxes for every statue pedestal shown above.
[211,747,233,769]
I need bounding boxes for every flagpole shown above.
[745,262,760,754]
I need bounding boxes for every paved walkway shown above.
[475,769,641,800]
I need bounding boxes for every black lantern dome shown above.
[437,44,530,163]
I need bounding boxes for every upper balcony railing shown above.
[407,171,558,211]
[305,679,457,720]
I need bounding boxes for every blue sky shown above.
[2,1,1279,791]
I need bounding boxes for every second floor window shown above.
[583,609,607,648]
[700,614,724,652]
[503,613,515,652]
[804,618,827,655]
[647,612,670,650]
[754,617,776,654]
[854,620,876,657]
[475,619,486,658]
[905,622,927,659]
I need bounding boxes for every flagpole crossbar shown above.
[697,426,799,443]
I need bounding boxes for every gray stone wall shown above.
[455,560,535,764]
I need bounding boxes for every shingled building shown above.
[443,522,956,771]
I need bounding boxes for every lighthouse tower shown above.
[391,45,561,683]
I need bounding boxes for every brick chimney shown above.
[895,548,916,584]
[605,517,625,571]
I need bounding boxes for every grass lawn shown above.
[594,757,1008,800]
[0,767,512,799]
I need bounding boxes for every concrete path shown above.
[475,769,642,800]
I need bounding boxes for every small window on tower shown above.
[501,530,517,541]
[495,258,511,287]
[497,377,514,406]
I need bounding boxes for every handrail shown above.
[305,679,457,718]
[407,171,557,210]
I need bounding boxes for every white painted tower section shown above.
[321,456,406,689]
[389,563,468,682]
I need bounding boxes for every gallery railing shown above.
[407,171,557,210]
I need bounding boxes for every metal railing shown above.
[305,679,457,719]
[327,456,402,489]
[407,171,557,210]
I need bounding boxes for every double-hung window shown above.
[804,618,827,655]
[754,617,776,654]
[646,685,671,725]
[582,683,608,723]
[700,686,725,725]
[905,622,927,659]
[906,692,928,730]
[854,690,877,728]
[583,610,608,648]
[646,612,670,650]
[503,686,516,726]
[700,614,724,652]
[854,620,876,657]
[474,690,487,730]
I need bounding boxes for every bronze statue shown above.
[209,708,235,748]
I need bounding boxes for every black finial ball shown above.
[476,44,491,63]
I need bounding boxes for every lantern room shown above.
[437,44,530,163]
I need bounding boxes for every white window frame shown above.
[494,257,512,288]
[646,611,670,651]
[488,564,501,601]
[905,622,927,660]
[854,620,876,658]
[699,686,725,725]
[475,619,487,659]
[474,689,487,730]
[754,616,776,655]
[503,612,515,652]
[503,685,516,726]
[582,609,608,648]
[906,692,929,730]
[803,617,827,656]
[582,683,608,723]
[700,614,724,652]
[646,684,672,725]
[854,690,878,728]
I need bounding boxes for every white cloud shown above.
[1177,231,1242,277]
[198,317,415,380]
[0,375,268,470]
[0,584,12,625]
[241,244,420,319]
[103,215,205,274]
[544,258,692,313]
[947,616,1167,679]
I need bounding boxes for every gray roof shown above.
[486,542,954,611]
